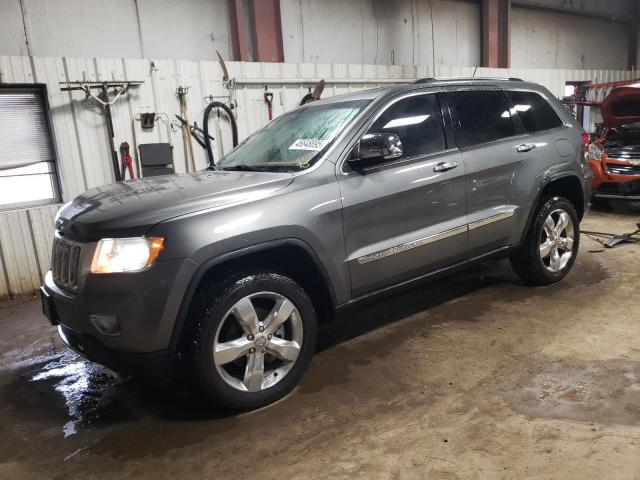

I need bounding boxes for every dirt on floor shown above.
[1,202,640,480]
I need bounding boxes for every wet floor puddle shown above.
[491,359,640,425]
[0,253,618,463]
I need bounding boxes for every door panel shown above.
[444,89,544,257]
[337,91,466,297]
[461,137,543,256]
[339,150,467,296]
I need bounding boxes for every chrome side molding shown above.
[468,209,516,231]
[357,225,467,264]
[357,208,516,264]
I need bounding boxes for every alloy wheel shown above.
[539,208,575,273]
[213,292,303,392]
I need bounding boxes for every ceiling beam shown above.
[229,0,251,61]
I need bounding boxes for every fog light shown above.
[90,314,121,336]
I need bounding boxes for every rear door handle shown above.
[433,161,458,172]
[516,143,536,153]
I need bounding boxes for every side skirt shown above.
[334,244,520,314]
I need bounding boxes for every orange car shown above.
[589,85,640,201]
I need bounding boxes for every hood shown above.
[55,170,294,240]
[600,86,640,128]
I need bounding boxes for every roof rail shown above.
[412,76,523,84]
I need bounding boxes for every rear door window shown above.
[368,93,446,158]
[448,90,516,148]
[505,90,563,132]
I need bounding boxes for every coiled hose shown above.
[203,101,238,168]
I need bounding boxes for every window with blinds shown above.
[0,86,60,209]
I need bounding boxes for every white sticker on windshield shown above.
[289,139,329,151]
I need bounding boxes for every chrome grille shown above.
[607,152,640,161]
[606,162,640,175]
[52,237,81,291]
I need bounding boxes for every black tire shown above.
[189,271,317,410]
[510,195,580,286]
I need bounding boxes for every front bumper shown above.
[58,324,172,379]
[589,158,640,199]
[41,256,195,357]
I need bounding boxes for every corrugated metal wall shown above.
[0,54,635,300]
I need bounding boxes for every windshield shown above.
[218,100,369,172]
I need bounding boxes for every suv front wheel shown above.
[190,271,317,410]
[510,195,580,286]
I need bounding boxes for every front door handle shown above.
[516,143,536,153]
[433,161,458,172]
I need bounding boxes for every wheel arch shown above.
[169,238,337,352]
[520,173,585,244]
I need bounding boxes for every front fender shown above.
[166,237,338,351]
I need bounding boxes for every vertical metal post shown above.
[229,0,252,61]
[229,0,284,62]
[482,0,510,68]
[251,0,284,62]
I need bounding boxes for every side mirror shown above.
[350,133,403,164]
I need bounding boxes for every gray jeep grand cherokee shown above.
[41,78,591,410]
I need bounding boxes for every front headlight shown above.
[91,237,164,274]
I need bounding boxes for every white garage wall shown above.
[280,0,482,67]
[0,0,232,61]
[511,6,630,69]
[2,0,636,70]
[0,54,635,300]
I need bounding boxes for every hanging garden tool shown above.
[264,86,274,121]
[119,141,135,180]
[174,115,215,150]
[300,79,326,105]
[175,102,238,170]
[183,50,239,169]
[176,86,197,172]
[60,79,143,181]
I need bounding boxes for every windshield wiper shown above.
[221,163,304,172]
[221,164,257,171]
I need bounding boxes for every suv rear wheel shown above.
[190,271,317,410]
[510,195,580,286]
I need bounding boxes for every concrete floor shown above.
[1,204,640,480]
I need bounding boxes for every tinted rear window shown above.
[449,90,516,148]
[505,90,563,132]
